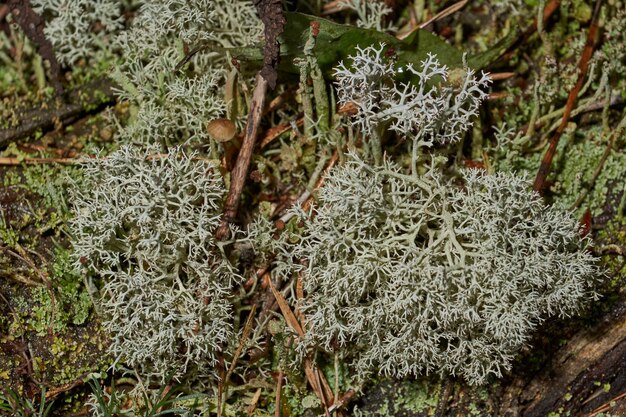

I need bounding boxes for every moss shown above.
[49,246,92,326]
[0,282,110,392]
[279,384,320,417]
[468,402,482,416]
[353,378,441,416]
[394,380,440,414]
[30,323,111,387]
[26,246,92,335]
[548,127,626,217]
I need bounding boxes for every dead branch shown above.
[216,0,286,239]
[0,77,116,147]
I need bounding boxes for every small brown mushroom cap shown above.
[207,118,237,143]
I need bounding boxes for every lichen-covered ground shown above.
[1,1,626,416]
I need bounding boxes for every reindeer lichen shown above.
[292,154,599,385]
[70,145,245,383]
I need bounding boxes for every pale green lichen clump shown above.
[70,145,244,383]
[111,0,262,149]
[30,0,124,65]
[293,155,599,385]
[334,44,491,148]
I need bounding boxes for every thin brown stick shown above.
[259,117,304,149]
[418,0,468,29]
[487,92,509,100]
[156,384,173,414]
[269,280,335,405]
[489,72,516,81]
[301,150,338,213]
[524,0,560,39]
[246,388,263,416]
[216,74,269,240]
[295,272,305,326]
[0,156,78,165]
[269,280,304,337]
[224,304,257,384]
[217,0,285,238]
[532,0,603,193]
[0,271,42,287]
[315,368,332,417]
[584,390,626,417]
[498,0,560,63]
[327,389,356,414]
[274,369,284,417]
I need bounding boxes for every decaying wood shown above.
[0,77,116,147]
[500,303,626,416]
[253,0,286,89]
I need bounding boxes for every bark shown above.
[500,303,626,416]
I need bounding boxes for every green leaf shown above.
[232,12,463,78]
[229,11,517,82]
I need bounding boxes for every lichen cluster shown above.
[334,44,491,148]
[110,0,262,149]
[29,0,124,65]
[288,155,598,385]
[70,145,244,383]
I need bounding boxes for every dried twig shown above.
[274,369,284,417]
[246,388,263,416]
[584,389,626,417]
[224,304,257,385]
[269,280,335,409]
[259,117,304,149]
[0,156,78,165]
[216,74,269,240]
[489,72,516,81]
[418,0,468,29]
[44,373,90,400]
[325,389,355,415]
[533,0,603,193]
[216,0,286,239]
[497,0,560,63]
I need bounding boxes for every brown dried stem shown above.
[216,74,269,240]
[532,0,603,193]
[216,0,286,239]
[269,280,335,408]
[274,369,284,417]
